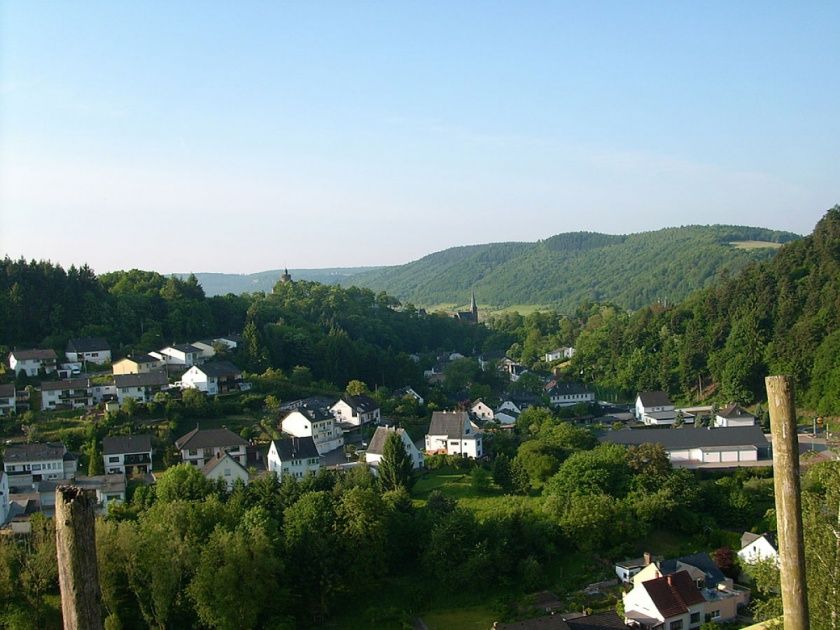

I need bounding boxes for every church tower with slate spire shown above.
[456,290,479,324]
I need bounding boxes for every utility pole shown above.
[765,375,810,630]
[55,486,103,630]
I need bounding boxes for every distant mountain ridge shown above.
[180,267,382,296]
[188,225,799,311]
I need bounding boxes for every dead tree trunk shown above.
[55,486,103,630]
[765,375,810,629]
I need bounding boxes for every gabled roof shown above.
[338,394,379,413]
[66,337,111,353]
[601,426,769,450]
[641,571,705,618]
[103,434,153,455]
[659,552,727,589]
[741,531,776,550]
[118,353,161,365]
[427,411,480,439]
[717,404,755,419]
[282,405,334,422]
[113,371,168,388]
[10,348,57,361]
[40,378,90,391]
[547,381,592,396]
[175,427,247,450]
[164,343,202,355]
[367,426,408,456]
[4,442,67,463]
[0,383,16,397]
[194,361,241,378]
[202,451,249,476]
[271,436,319,461]
[279,396,335,413]
[637,391,673,407]
[393,386,421,399]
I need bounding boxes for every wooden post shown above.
[765,375,810,630]
[55,486,104,630]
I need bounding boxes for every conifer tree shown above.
[378,432,413,491]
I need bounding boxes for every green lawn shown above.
[729,240,784,250]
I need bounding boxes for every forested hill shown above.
[343,225,799,311]
[184,267,382,296]
[569,206,840,409]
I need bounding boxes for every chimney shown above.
[643,551,652,566]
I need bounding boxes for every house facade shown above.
[112,354,165,375]
[330,394,381,427]
[40,378,93,411]
[9,349,58,376]
[281,407,344,455]
[113,371,169,404]
[0,384,16,416]
[366,426,425,469]
[635,391,677,425]
[623,571,706,629]
[470,399,494,421]
[267,436,321,481]
[153,344,203,367]
[180,361,246,395]
[65,337,112,365]
[102,434,153,476]
[3,442,77,488]
[175,427,248,468]
[546,381,595,408]
[425,411,483,458]
[714,404,756,428]
[203,452,250,488]
[738,532,778,566]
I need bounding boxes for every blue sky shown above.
[1,2,838,273]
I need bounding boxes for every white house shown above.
[2,442,77,489]
[622,571,707,629]
[615,552,656,583]
[393,386,424,405]
[9,349,58,376]
[425,411,483,458]
[40,378,93,411]
[65,337,112,365]
[330,394,381,427]
[635,391,677,425]
[112,354,165,375]
[102,434,153,476]
[181,361,246,395]
[203,452,250,488]
[366,426,424,469]
[544,347,576,362]
[153,344,203,367]
[190,340,218,361]
[175,427,248,468]
[267,436,321,481]
[494,407,519,426]
[213,335,241,350]
[499,357,527,382]
[738,532,778,566]
[470,399,494,421]
[281,406,344,455]
[0,384,16,416]
[113,371,169,404]
[0,471,9,525]
[498,400,522,414]
[69,475,127,515]
[715,404,756,428]
[546,382,595,408]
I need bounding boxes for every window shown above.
[710,611,720,619]
[32,464,41,471]
[108,456,119,463]
[690,612,700,625]
[188,449,198,456]
[669,621,683,630]
[224,469,231,477]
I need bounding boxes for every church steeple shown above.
[470,290,477,314]
[280,267,292,284]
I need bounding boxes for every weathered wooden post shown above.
[765,375,810,629]
[55,486,104,630]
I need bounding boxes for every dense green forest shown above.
[344,225,799,310]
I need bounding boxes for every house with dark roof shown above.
[393,386,424,405]
[0,383,16,417]
[152,344,203,368]
[470,399,494,421]
[9,348,58,377]
[65,337,112,365]
[40,378,93,411]
[175,427,248,468]
[113,371,169,404]
[202,451,250,488]
[2,442,77,488]
[102,434,153,476]
[623,570,706,628]
[112,353,165,375]
[280,406,344,455]
[425,410,483,458]
[601,426,771,468]
[365,426,424,469]
[634,391,676,425]
[738,532,778,566]
[714,404,756,428]
[330,394,381,427]
[267,436,321,481]
[180,361,247,395]
[546,381,595,408]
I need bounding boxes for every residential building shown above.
[190,340,218,361]
[546,381,595,408]
[153,344,203,367]
[622,570,707,629]
[714,404,756,428]
[0,384,16,416]
[203,452,250,488]
[175,427,248,468]
[494,407,519,426]
[499,357,527,382]
[9,349,58,376]
[2,442,77,488]
[393,386,424,405]
[738,532,778,566]
[113,371,169,404]
[267,436,321,481]
[40,378,93,411]
[635,391,677,425]
[112,353,165,375]
[213,335,242,350]
[366,426,424,469]
[38,475,127,516]
[470,399,494,421]
[102,434,153,476]
[544,347,576,362]
[601,426,771,468]
[65,337,112,365]
[180,360,247,395]
[330,394,381,427]
[425,410,483,458]
[615,552,658,583]
[280,406,344,455]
